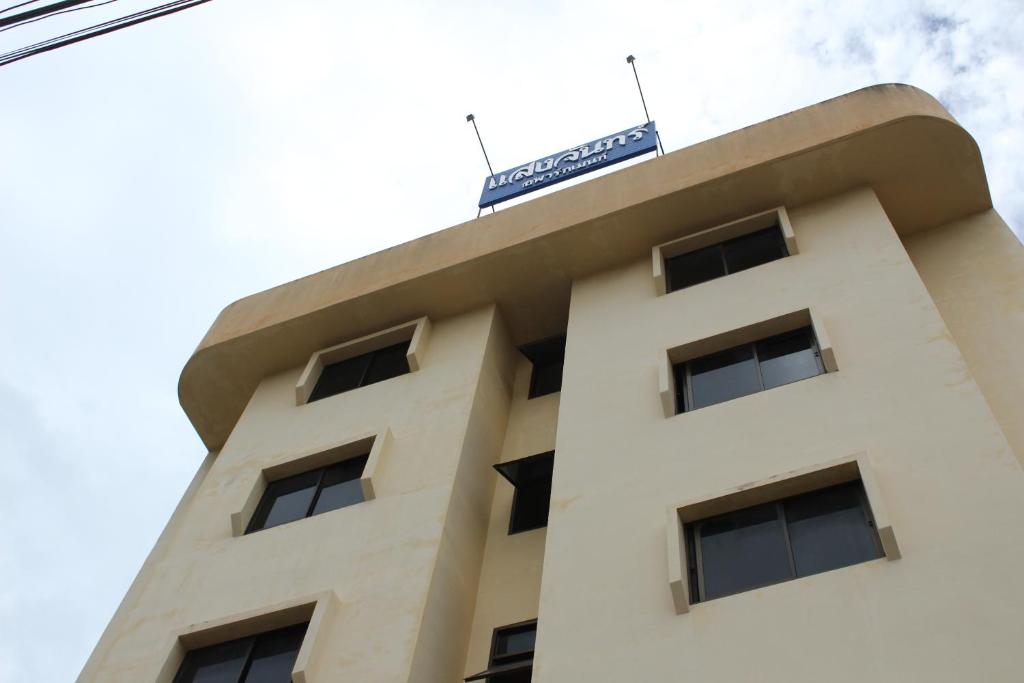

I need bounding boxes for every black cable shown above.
[0,1,45,16]
[0,0,118,33]
[8,0,195,47]
[0,0,91,28]
[0,0,210,66]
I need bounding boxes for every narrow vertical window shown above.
[520,336,566,399]
[494,452,554,534]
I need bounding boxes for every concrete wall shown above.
[463,355,559,677]
[406,307,517,683]
[82,185,1024,683]
[536,188,1024,682]
[79,306,506,682]
[904,210,1024,463]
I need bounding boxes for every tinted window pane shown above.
[521,336,565,399]
[242,624,307,683]
[362,341,411,386]
[309,353,371,401]
[665,244,727,292]
[511,482,552,533]
[698,503,792,600]
[173,638,251,683]
[491,669,532,683]
[722,226,786,274]
[529,359,563,398]
[248,471,320,532]
[500,453,553,534]
[687,344,761,410]
[757,327,822,390]
[495,625,536,656]
[784,483,882,577]
[310,455,369,516]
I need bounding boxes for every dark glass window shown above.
[519,336,565,399]
[495,452,554,534]
[308,340,411,402]
[465,620,536,682]
[665,225,788,293]
[674,326,824,413]
[664,244,726,291]
[173,623,307,683]
[686,482,883,603]
[246,454,369,533]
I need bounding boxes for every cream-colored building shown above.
[80,84,1024,683]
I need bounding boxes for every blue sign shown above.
[478,121,657,208]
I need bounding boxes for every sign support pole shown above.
[466,114,497,216]
[626,55,664,156]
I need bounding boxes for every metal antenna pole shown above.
[626,55,664,156]
[467,113,497,216]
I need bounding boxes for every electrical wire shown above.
[0,1,46,16]
[0,0,210,66]
[0,1,92,27]
[0,0,118,33]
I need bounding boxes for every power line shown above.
[0,0,118,33]
[0,0,211,67]
[0,1,48,16]
[0,0,91,28]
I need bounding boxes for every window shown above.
[494,452,554,534]
[519,336,565,399]
[685,481,883,603]
[673,326,823,412]
[308,340,410,402]
[664,225,787,293]
[173,622,307,683]
[465,620,536,682]
[246,455,369,533]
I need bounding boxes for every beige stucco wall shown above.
[535,188,1024,681]
[903,210,1024,463]
[79,305,509,682]
[463,356,559,677]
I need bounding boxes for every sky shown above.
[0,0,1021,680]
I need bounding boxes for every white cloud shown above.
[0,1,1021,680]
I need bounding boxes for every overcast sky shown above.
[1,1,1021,680]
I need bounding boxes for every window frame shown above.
[494,451,555,535]
[653,206,798,296]
[295,317,430,405]
[664,225,789,293]
[686,481,884,603]
[519,335,566,399]
[244,453,370,534]
[172,622,308,683]
[464,619,537,682]
[160,591,339,683]
[674,326,825,413]
[665,455,901,615]
[231,431,390,537]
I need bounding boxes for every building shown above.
[79,84,1024,682]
